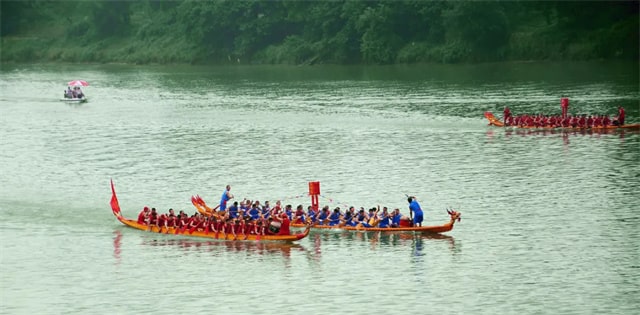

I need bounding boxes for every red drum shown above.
[268,221,281,234]
[399,218,412,227]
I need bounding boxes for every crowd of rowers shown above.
[136,200,412,237]
[503,106,625,128]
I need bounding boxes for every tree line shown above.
[1,0,638,64]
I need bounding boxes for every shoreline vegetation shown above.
[1,1,638,65]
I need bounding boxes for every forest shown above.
[1,0,638,65]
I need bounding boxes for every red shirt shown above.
[278,216,291,235]
[618,108,625,124]
[167,214,177,227]
[137,210,147,224]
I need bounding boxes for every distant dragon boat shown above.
[110,180,310,242]
[484,112,640,130]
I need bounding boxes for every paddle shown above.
[188,219,201,234]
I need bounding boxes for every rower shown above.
[327,207,342,226]
[137,207,150,224]
[614,107,625,125]
[378,207,391,228]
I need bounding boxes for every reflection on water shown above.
[113,229,308,264]
[309,230,457,252]
[501,128,636,139]
[113,231,122,265]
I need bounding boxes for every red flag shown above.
[110,179,121,215]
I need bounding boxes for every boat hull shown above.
[60,98,87,103]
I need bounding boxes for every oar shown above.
[188,222,200,234]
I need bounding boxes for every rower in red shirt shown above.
[148,208,158,225]
[578,115,586,128]
[292,204,305,224]
[167,209,177,228]
[586,116,594,127]
[137,207,150,224]
[593,115,603,128]
[157,213,168,230]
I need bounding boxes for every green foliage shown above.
[443,2,509,61]
[1,1,40,36]
[257,35,315,64]
[1,0,638,65]
[90,1,131,37]
[356,4,402,64]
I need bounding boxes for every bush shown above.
[256,35,316,64]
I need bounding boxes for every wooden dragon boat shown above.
[109,181,310,242]
[484,112,640,130]
[190,193,460,234]
[289,210,461,234]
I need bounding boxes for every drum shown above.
[268,221,281,234]
[399,217,412,227]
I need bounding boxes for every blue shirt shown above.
[328,212,341,225]
[248,207,260,220]
[391,213,402,225]
[409,200,423,215]
[228,205,239,218]
[220,189,231,210]
[378,213,390,228]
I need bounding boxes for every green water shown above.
[0,62,638,314]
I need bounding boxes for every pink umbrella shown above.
[68,80,89,87]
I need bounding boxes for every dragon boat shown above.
[191,195,461,235]
[192,180,461,235]
[110,180,310,242]
[484,112,640,130]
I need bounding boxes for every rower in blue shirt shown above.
[327,208,342,226]
[228,201,239,218]
[378,206,391,228]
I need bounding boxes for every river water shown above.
[0,62,638,314]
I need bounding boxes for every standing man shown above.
[503,106,512,125]
[617,107,625,125]
[219,185,234,212]
[408,196,424,227]
[561,98,569,119]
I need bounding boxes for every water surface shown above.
[1,62,638,314]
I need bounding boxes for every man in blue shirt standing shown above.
[408,196,424,227]
[219,185,234,211]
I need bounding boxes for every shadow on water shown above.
[309,229,458,253]
[112,230,308,265]
[504,128,636,138]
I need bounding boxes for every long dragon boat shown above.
[191,195,461,234]
[110,180,310,242]
[484,112,640,130]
